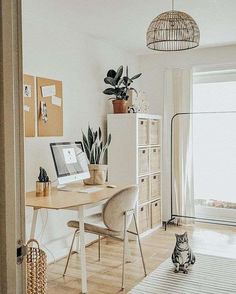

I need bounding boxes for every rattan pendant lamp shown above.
[146,0,200,51]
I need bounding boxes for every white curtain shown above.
[163,68,194,225]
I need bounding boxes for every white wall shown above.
[23,0,139,262]
[138,45,236,222]
[139,45,236,115]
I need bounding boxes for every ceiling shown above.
[53,0,236,54]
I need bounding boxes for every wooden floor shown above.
[47,223,236,294]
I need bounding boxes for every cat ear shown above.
[183,232,188,240]
[175,234,178,238]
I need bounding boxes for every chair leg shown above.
[133,213,147,276]
[121,213,128,290]
[63,229,79,276]
[125,236,132,263]
[98,235,101,261]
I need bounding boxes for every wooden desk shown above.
[26,182,127,294]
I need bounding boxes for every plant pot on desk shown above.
[84,164,108,185]
[36,181,51,197]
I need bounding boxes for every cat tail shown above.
[191,253,196,264]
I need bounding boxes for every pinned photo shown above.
[24,84,32,98]
[40,101,48,123]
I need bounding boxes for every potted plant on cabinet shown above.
[82,125,111,185]
[103,65,142,113]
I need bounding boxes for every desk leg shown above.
[30,208,39,239]
[75,210,80,253]
[79,206,87,294]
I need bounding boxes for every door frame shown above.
[0,0,25,293]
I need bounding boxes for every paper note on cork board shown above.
[23,74,36,137]
[51,96,62,107]
[36,77,63,137]
[41,85,56,97]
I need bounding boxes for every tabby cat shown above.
[172,232,196,274]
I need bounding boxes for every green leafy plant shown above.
[82,126,111,164]
[103,65,142,100]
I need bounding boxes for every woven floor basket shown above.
[26,239,47,294]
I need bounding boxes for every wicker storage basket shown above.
[26,239,47,294]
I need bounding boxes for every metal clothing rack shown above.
[163,111,236,230]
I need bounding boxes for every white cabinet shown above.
[108,113,162,235]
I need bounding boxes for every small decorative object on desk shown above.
[82,125,111,185]
[36,167,51,197]
[172,232,196,274]
[103,65,142,114]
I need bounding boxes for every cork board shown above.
[36,77,63,136]
[23,74,36,137]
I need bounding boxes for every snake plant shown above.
[82,126,111,164]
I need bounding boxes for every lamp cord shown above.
[172,0,174,10]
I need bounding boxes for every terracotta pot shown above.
[112,99,128,114]
[83,164,108,185]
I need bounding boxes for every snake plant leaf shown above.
[88,126,94,149]
[107,69,116,78]
[82,132,91,162]
[96,143,101,164]
[82,131,89,147]
[91,143,97,164]
[94,143,98,164]
[103,88,116,95]
[108,133,112,146]
[98,127,102,140]
[94,131,98,143]
[131,73,142,80]
[90,152,95,164]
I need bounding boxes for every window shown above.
[193,71,236,223]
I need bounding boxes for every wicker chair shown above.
[64,185,146,290]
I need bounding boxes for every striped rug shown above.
[129,254,236,294]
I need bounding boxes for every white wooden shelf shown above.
[138,144,161,148]
[139,197,161,207]
[107,113,162,236]
[138,171,161,177]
